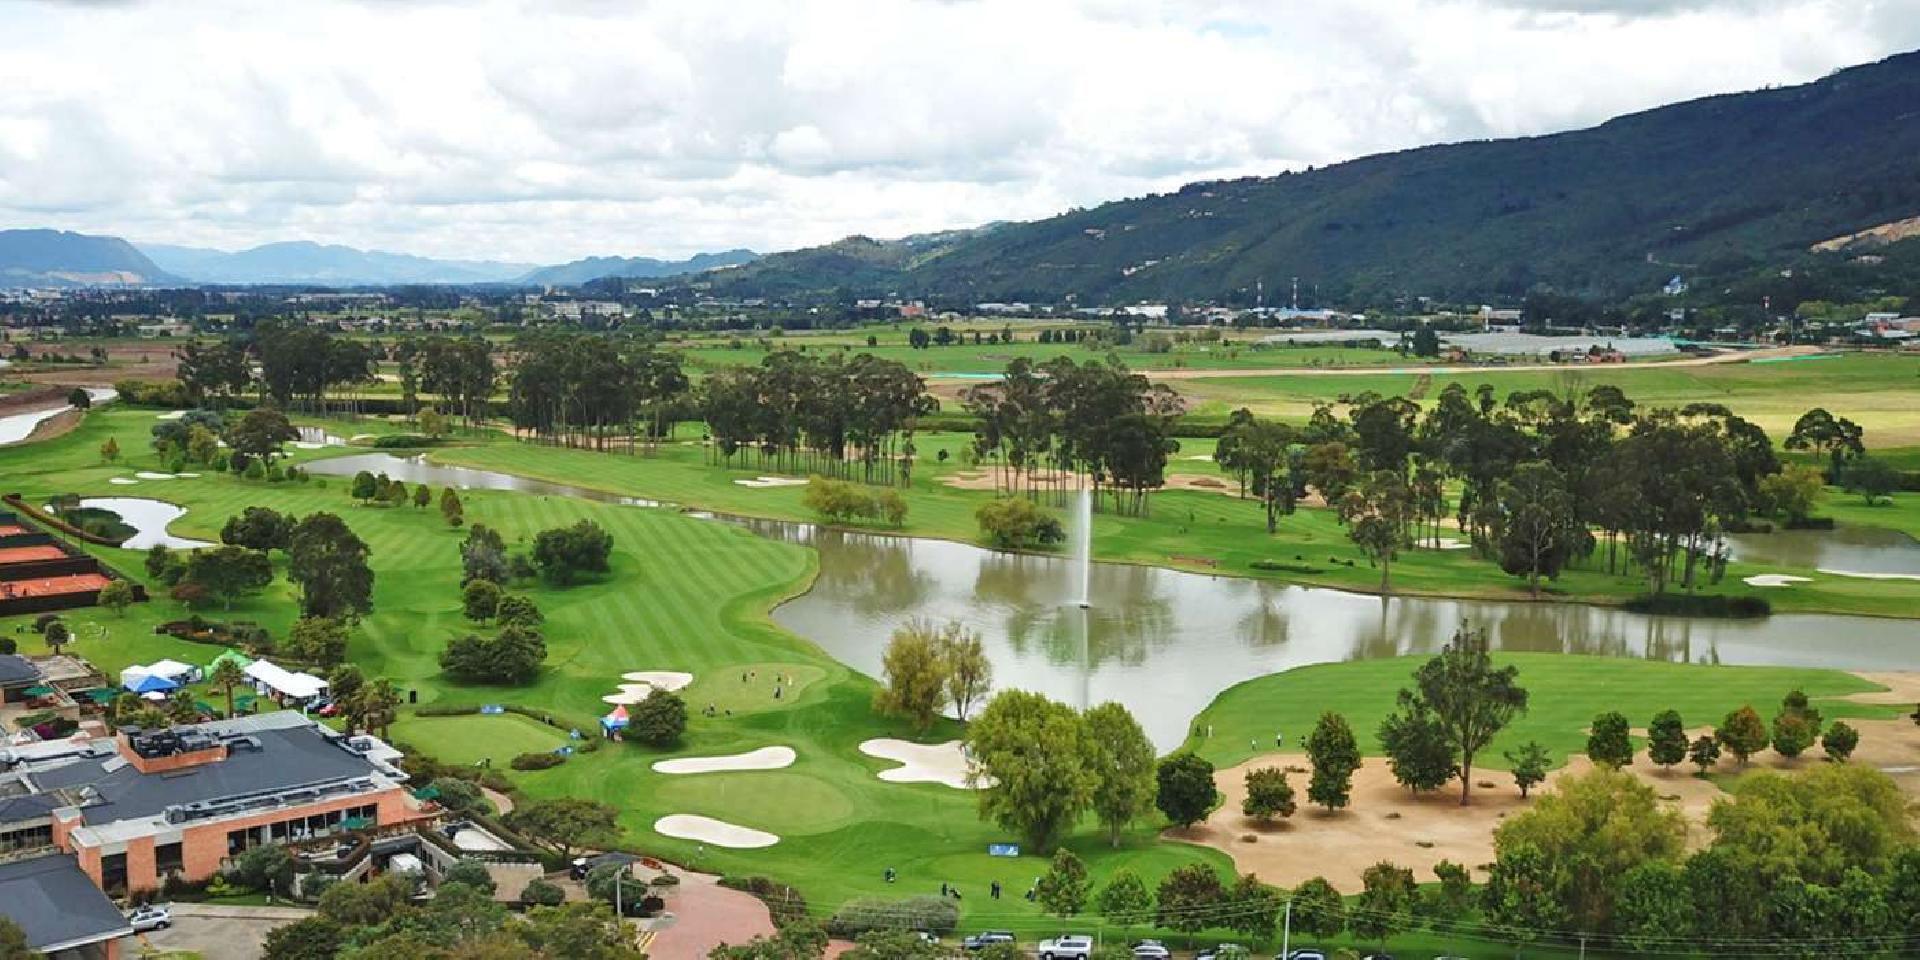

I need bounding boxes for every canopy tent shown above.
[205,648,253,675]
[243,660,328,701]
[599,705,630,733]
[145,659,198,682]
[81,688,118,705]
[124,672,178,695]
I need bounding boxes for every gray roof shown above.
[27,720,389,825]
[0,792,61,824]
[0,654,42,687]
[0,854,131,950]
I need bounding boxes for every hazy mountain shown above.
[140,241,538,286]
[693,50,1920,304]
[518,249,760,286]
[0,229,178,287]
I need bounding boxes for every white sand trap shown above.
[623,671,694,691]
[602,685,654,705]
[733,476,809,488]
[292,442,328,450]
[654,814,779,848]
[859,739,992,790]
[134,471,180,480]
[653,746,797,774]
[108,477,139,485]
[1819,568,1920,581]
[1183,454,1216,462]
[1419,537,1473,551]
[155,410,187,420]
[1744,574,1813,587]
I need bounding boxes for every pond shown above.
[754,521,1920,749]
[1724,525,1920,577]
[304,453,663,507]
[304,453,1920,750]
[75,497,212,550]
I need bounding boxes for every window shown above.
[155,841,184,877]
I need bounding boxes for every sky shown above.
[2,0,1916,265]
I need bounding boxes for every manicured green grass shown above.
[386,714,570,767]
[1183,653,1902,772]
[421,423,1920,618]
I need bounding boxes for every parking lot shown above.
[139,904,309,960]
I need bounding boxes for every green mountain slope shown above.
[697,49,1920,305]
[0,229,178,287]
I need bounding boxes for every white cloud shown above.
[0,0,1913,263]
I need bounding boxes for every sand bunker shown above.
[1819,568,1920,581]
[653,746,797,774]
[654,814,779,848]
[859,739,991,789]
[624,671,694,691]
[602,670,695,704]
[108,477,139,486]
[155,411,187,421]
[733,476,809,489]
[1744,573,1813,587]
[1418,537,1473,551]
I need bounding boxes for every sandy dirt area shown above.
[1132,345,1822,382]
[1179,676,1920,891]
[654,814,780,849]
[1744,574,1813,587]
[653,746,797,774]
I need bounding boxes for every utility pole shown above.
[1280,897,1292,958]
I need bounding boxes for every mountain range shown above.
[684,49,1920,304]
[5,49,1919,299]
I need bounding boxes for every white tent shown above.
[243,660,329,701]
[146,659,199,683]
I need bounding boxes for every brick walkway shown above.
[644,872,776,958]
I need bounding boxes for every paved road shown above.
[142,904,310,960]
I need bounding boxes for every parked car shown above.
[1197,945,1250,960]
[1038,934,1094,959]
[1279,951,1327,960]
[127,904,171,932]
[962,931,1016,951]
[1131,940,1173,958]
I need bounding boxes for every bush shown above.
[1250,559,1326,574]
[718,875,810,924]
[521,877,567,907]
[975,497,1067,549]
[825,895,959,937]
[1623,594,1771,618]
[509,751,566,771]
[371,434,439,449]
[630,690,687,748]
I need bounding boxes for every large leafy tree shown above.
[287,512,373,619]
[221,506,294,553]
[1093,870,1153,926]
[225,405,299,463]
[1084,702,1156,845]
[1154,751,1217,829]
[1304,711,1361,812]
[1351,862,1417,948]
[1647,709,1689,770]
[1716,705,1770,765]
[964,690,1092,852]
[1492,460,1584,597]
[184,545,274,611]
[532,520,614,585]
[1241,766,1296,821]
[1586,711,1634,768]
[1337,469,1415,591]
[1034,848,1090,917]
[1377,696,1454,794]
[874,620,950,730]
[631,689,687,747]
[938,622,992,721]
[1493,767,1686,931]
[1402,624,1528,805]
[1290,877,1347,941]
[1154,864,1224,937]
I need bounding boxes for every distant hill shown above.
[139,241,538,286]
[0,229,178,287]
[693,50,1920,304]
[518,249,759,286]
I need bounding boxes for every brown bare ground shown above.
[1177,676,1920,890]
[1132,345,1823,382]
[8,342,179,387]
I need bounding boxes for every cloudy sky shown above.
[2,0,1916,264]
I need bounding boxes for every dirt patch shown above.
[0,386,70,415]
[19,407,84,445]
[1177,721,1920,891]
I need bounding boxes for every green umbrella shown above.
[21,685,57,697]
[339,816,373,830]
[411,785,441,801]
[83,688,118,704]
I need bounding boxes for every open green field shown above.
[1,403,1913,957]
[1183,654,1901,771]
[1175,352,1920,450]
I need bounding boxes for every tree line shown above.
[962,357,1184,516]
[701,351,935,486]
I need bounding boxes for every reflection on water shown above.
[758,519,1920,750]
[1725,526,1920,576]
[305,453,662,507]
[305,452,1920,751]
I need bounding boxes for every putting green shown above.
[388,713,571,767]
[650,771,855,834]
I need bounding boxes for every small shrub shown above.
[509,751,566,771]
[825,895,959,937]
